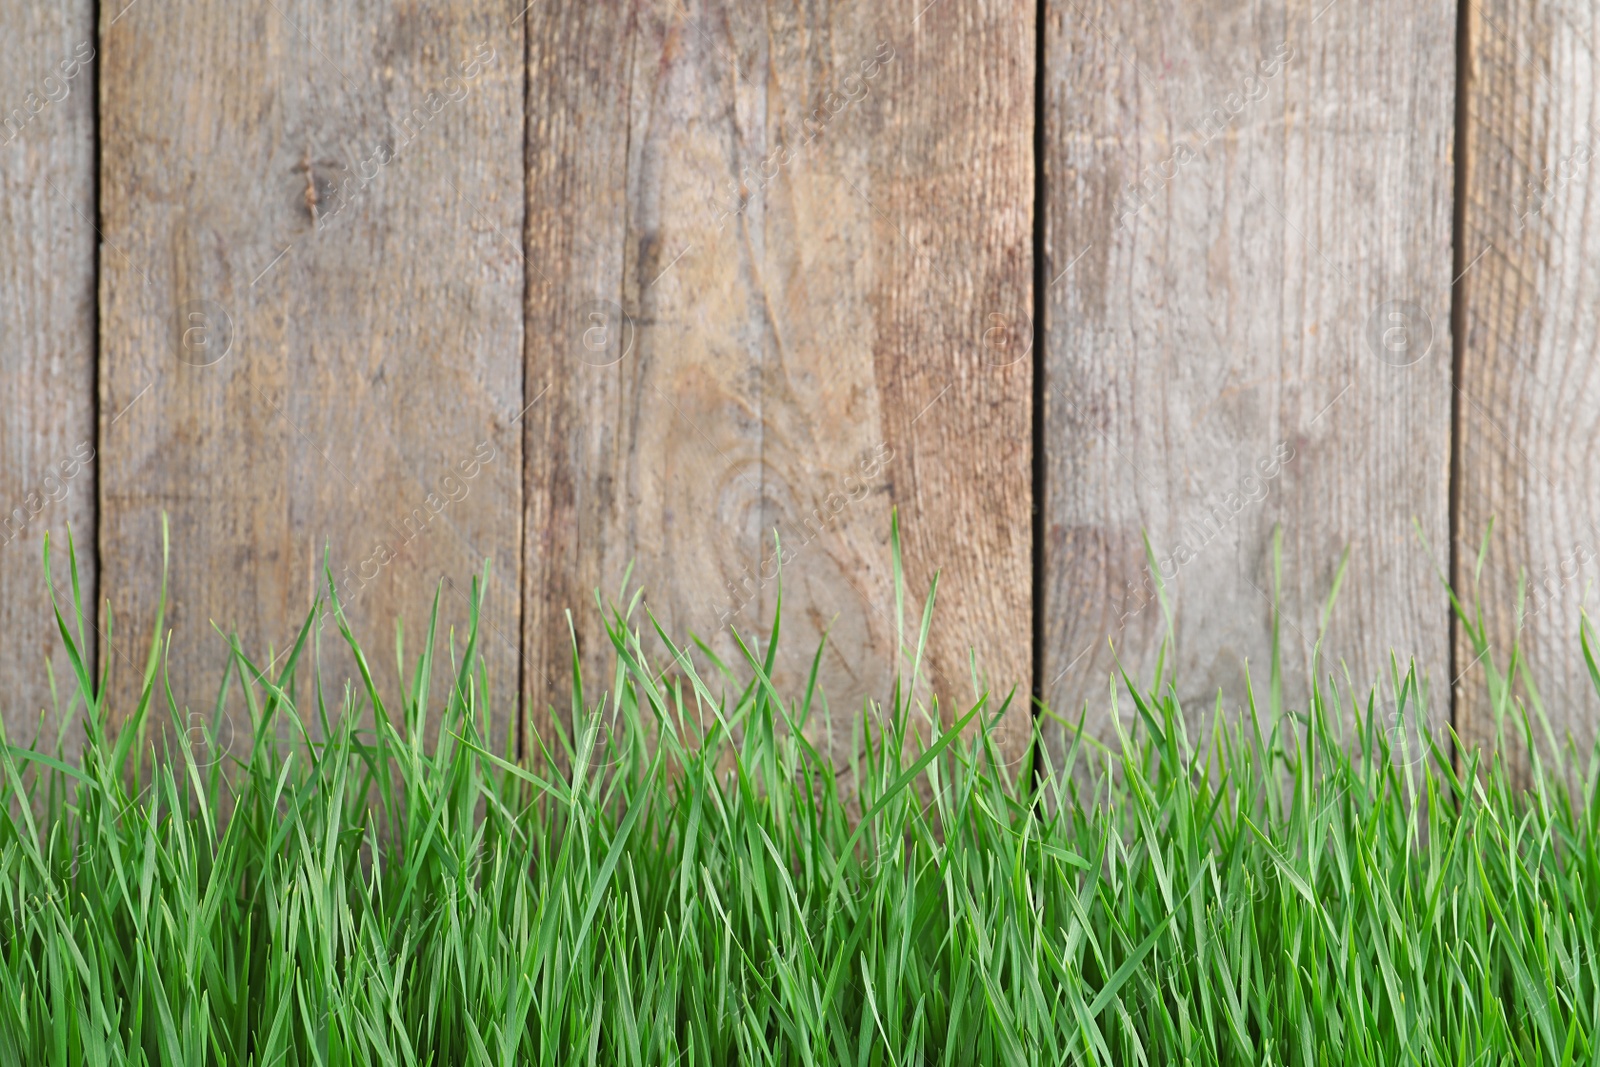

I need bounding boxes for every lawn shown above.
[1,522,1596,1065]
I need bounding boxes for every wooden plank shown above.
[525,1,1035,768]
[1041,1,1455,751]
[1457,1,1600,778]
[98,0,524,747]
[0,5,97,752]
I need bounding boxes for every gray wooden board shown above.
[0,2,97,755]
[98,0,525,750]
[1041,0,1455,757]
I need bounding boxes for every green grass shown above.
[2,519,1598,1066]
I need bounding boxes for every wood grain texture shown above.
[1457,0,1600,777]
[98,0,524,745]
[0,3,97,753]
[1041,1,1455,749]
[525,0,1034,768]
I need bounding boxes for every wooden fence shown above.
[1,0,1595,775]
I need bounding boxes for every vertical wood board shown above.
[0,2,97,753]
[98,0,525,746]
[1457,0,1600,779]
[1042,0,1455,750]
[525,0,1035,768]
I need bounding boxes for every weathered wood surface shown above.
[0,3,97,753]
[1040,2,1456,751]
[10,0,1599,776]
[524,1,1035,766]
[97,0,525,746]
[1456,0,1600,776]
